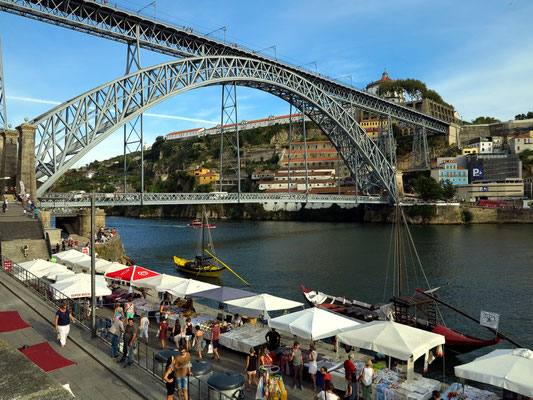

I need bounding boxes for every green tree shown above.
[441,181,456,201]
[515,111,533,120]
[471,116,501,124]
[378,79,453,109]
[412,176,443,201]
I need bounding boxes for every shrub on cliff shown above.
[461,209,474,224]
[407,204,437,220]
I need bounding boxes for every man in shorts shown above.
[211,321,221,361]
[174,345,192,400]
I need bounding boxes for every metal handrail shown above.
[0,255,238,399]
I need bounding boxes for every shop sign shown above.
[479,186,489,192]
[82,247,89,255]
[472,167,484,178]
[3,260,12,272]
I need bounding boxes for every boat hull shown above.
[301,285,501,354]
[174,256,224,278]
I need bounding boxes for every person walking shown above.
[359,359,374,400]
[193,325,204,359]
[159,315,169,349]
[108,316,124,358]
[174,345,192,400]
[184,317,193,351]
[289,341,303,390]
[210,321,221,361]
[2,198,7,214]
[55,303,76,348]
[118,318,137,367]
[245,347,258,392]
[138,313,150,344]
[33,207,39,219]
[125,299,135,320]
[308,343,318,391]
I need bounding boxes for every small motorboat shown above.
[188,218,215,228]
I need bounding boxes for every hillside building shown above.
[467,154,521,183]
[403,98,457,124]
[456,179,524,202]
[509,133,533,154]
[188,167,220,185]
[430,161,468,185]
[468,137,493,154]
[365,71,405,103]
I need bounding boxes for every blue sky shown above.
[1,0,532,165]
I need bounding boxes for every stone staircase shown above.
[0,202,50,263]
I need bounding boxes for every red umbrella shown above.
[105,265,159,282]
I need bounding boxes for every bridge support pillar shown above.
[56,208,106,238]
[16,123,37,201]
[395,171,405,200]
[1,129,19,194]
[40,210,51,229]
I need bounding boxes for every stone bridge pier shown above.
[55,208,106,238]
[0,123,37,201]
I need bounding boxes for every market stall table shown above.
[217,324,267,353]
[442,382,498,400]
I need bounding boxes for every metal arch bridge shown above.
[38,192,388,209]
[32,55,400,197]
[0,0,449,132]
[0,0,451,201]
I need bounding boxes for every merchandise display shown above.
[442,383,498,400]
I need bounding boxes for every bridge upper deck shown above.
[0,0,449,133]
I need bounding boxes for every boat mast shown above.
[396,199,402,297]
[201,206,206,264]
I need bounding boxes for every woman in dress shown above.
[159,315,169,349]
[184,317,194,351]
[164,361,176,400]
[308,343,318,391]
[193,325,204,359]
[245,347,258,391]
[258,346,273,367]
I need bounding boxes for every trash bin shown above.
[189,359,213,399]
[154,349,179,378]
[208,371,245,400]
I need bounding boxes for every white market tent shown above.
[268,307,361,340]
[51,273,111,299]
[135,273,187,290]
[336,320,445,362]
[99,262,129,274]
[54,249,86,263]
[455,348,533,397]
[62,254,92,268]
[164,279,219,297]
[225,293,303,317]
[17,259,74,281]
[74,258,112,272]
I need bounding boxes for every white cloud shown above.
[143,112,217,124]
[7,96,61,105]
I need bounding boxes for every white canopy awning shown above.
[17,259,74,281]
[99,262,129,274]
[54,249,86,262]
[163,279,219,297]
[74,258,112,272]
[336,320,445,361]
[62,254,92,268]
[455,348,533,397]
[136,273,187,290]
[51,273,111,299]
[225,293,303,316]
[268,307,361,340]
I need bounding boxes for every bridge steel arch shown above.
[32,56,397,198]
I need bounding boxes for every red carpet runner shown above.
[0,311,32,332]
[19,342,77,372]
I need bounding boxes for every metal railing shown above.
[0,255,239,399]
[38,191,388,208]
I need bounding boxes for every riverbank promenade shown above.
[0,268,165,399]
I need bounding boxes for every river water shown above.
[107,216,533,366]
